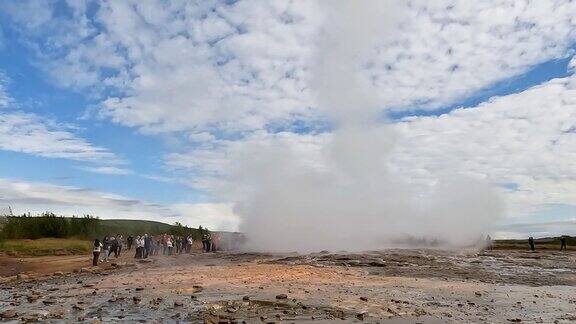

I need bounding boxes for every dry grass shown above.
[0,238,91,256]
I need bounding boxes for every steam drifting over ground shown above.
[232,1,504,252]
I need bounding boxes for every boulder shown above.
[0,310,17,319]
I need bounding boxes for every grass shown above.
[0,238,91,256]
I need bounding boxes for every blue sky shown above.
[0,22,197,204]
[0,1,575,238]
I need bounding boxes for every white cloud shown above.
[0,178,239,231]
[0,111,118,163]
[366,0,576,110]
[0,72,12,108]
[79,166,133,175]
[0,1,53,31]
[6,0,576,134]
[495,220,576,239]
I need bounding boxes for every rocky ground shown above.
[0,249,575,323]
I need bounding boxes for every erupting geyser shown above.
[229,1,503,252]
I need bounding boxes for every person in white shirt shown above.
[167,237,173,255]
[134,235,145,259]
[186,236,193,253]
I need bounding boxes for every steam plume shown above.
[229,1,503,252]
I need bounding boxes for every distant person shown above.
[134,235,144,259]
[139,235,146,258]
[127,235,134,250]
[162,234,168,255]
[108,236,118,258]
[144,234,152,258]
[485,235,493,251]
[202,233,212,252]
[528,236,535,251]
[101,236,110,262]
[92,239,102,266]
[186,235,193,253]
[155,237,162,255]
[116,234,123,257]
[167,237,174,255]
[560,236,567,251]
[149,236,155,256]
[175,236,181,254]
[178,236,183,254]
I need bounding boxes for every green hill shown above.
[99,219,205,240]
[100,219,177,236]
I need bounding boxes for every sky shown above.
[0,0,575,238]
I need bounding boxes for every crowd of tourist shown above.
[92,231,245,266]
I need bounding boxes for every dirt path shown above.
[0,254,93,277]
[1,250,575,323]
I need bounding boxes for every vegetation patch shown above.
[0,238,92,256]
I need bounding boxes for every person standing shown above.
[167,237,173,255]
[116,234,124,257]
[127,235,133,250]
[485,235,493,251]
[144,234,152,258]
[101,236,110,262]
[155,237,162,255]
[149,236,155,256]
[108,236,118,258]
[186,235,193,253]
[528,237,535,251]
[207,232,213,252]
[560,236,567,251]
[162,234,168,255]
[176,236,183,254]
[134,235,143,259]
[202,233,209,252]
[93,239,102,266]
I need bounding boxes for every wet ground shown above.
[1,249,575,323]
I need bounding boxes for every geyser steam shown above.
[231,1,503,252]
